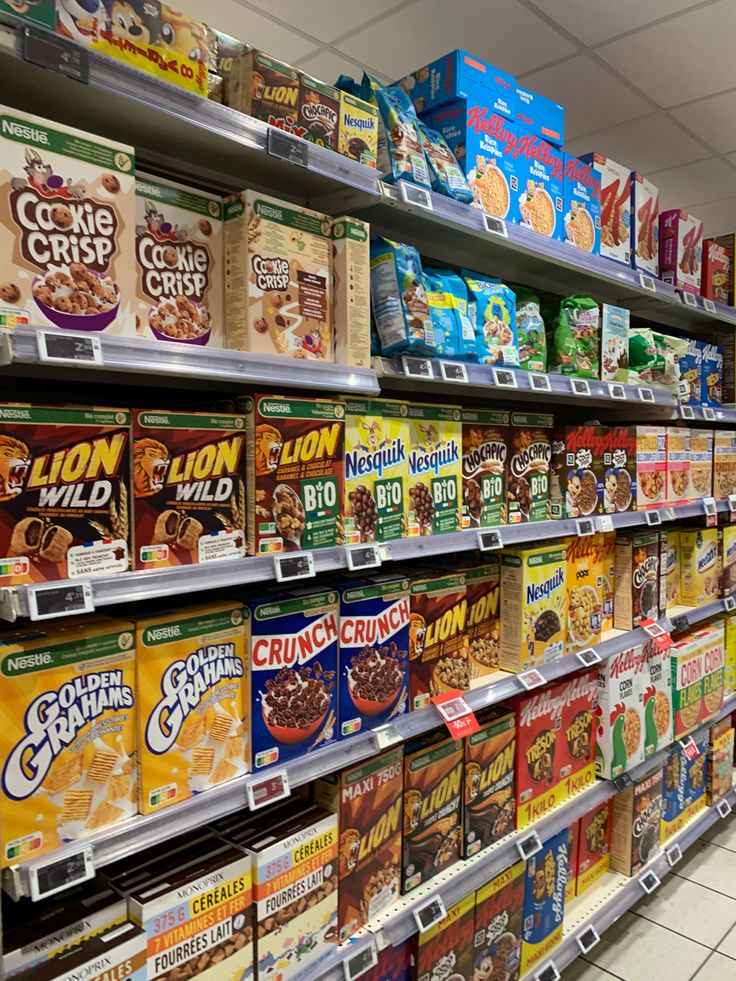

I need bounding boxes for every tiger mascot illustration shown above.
[133,438,170,497]
[0,435,31,502]
[254,424,283,476]
[339,828,361,878]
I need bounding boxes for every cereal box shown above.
[666,426,690,505]
[228,50,300,132]
[707,725,734,804]
[314,746,402,941]
[461,407,509,528]
[507,412,553,523]
[224,190,333,360]
[361,942,412,981]
[577,800,612,896]
[24,922,146,981]
[580,153,632,265]
[601,531,616,633]
[702,342,723,406]
[499,542,567,673]
[665,530,681,609]
[714,430,736,499]
[248,587,338,770]
[679,527,719,607]
[670,634,704,737]
[397,49,516,119]
[561,668,598,790]
[0,106,135,335]
[699,622,725,722]
[609,765,663,876]
[614,530,662,630]
[463,707,515,856]
[409,570,467,710]
[520,827,567,974]
[0,0,54,29]
[0,404,131,585]
[566,820,579,902]
[566,533,603,654]
[407,402,462,536]
[595,645,646,779]
[563,154,601,254]
[702,234,734,305]
[636,425,666,508]
[332,216,371,369]
[643,638,674,757]
[725,617,736,695]
[473,861,524,981]
[550,424,605,519]
[415,892,475,981]
[689,428,713,499]
[661,733,707,841]
[631,173,659,275]
[132,408,245,570]
[344,397,408,545]
[600,304,629,382]
[514,133,564,241]
[338,576,410,738]
[0,617,136,867]
[660,209,704,293]
[300,74,340,150]
[678,338,704,406]
[464,559,501,679]
[134,601,248,814]
[402,730,463,893]
[515,84,564,146]
[722,525,736,596]
[602,426,636,514]
[337,90,379,167]
[245,394,343,555]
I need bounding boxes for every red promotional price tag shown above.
[680,736,699,761]
[639,619,673,650]
[431,689,480,740]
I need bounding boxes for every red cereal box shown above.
[560,668,598,794]
[415,892,475,980]
[576,799,612,896]
[702,235,734,305]
[566,819,579,902]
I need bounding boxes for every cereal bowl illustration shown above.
[346,644,404,716]
[568,584,601,646]
[261,663,334,745]
[520,182,556,237]
[33,267,120,332]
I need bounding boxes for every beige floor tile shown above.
[701,814,736,852]
[717,920,736,959]
[587,911,711,981]
[563,957,621,979]
[676,839,736,900]
[633,872,736,947]
[691,951,736,980]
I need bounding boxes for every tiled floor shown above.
[564,813,736,980]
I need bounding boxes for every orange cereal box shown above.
[0,617,136,867]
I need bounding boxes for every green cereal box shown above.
[407,402,462,536]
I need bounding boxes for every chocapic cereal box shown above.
[0,106,135,334]
[463,707,515,857]
[415,893,475,981]
[521,827,568,974]
[614,530,662,630]
[134,173,223,347]
[409,570,468,710]
[464,559,501,679]
[344,397,408,544]
[610,765,663,876]
[576,799,612,896]
[407,402,462,536]
[245,395,344,554]
[0,404,131,586]
[0,617,136,867]
[595,645,647,780]
[461,407,509,528]
[507,412,552,523]
[473,861,524,981]
[134,601,249,815]
[132,409,246,570]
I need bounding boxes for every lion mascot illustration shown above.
[409,613,426,660]
[0,436,31,502]
[133,438,170,497]
[254,424,283,476]
[339,828,361,878]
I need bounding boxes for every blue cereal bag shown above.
[370,237,435,356]
[461,272,519,366]
[417,121,474,203]
[677,338,704,405]
[361,74,430,188]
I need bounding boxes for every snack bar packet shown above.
[418,121,474,203]
[370,236,436,356]
[462,272,519,366]
[513,286,547,372]
[361,74,431,188]
[423,269,461,358]
[548,295,600,378]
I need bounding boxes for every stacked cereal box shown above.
[407,402,462,536]
[595,645,646,780]
[473,862,524,981]
[507,412,553,523]
[580,153,631,265]
[563,155,601,254]
[714,430,736,500]
[670,631,707,738]
[602,426,636,514]
[610,765,663,876]
[566,533,604,654]
[614,530,662,630]
[463,707,515,856]
[665,530,680,609]
[515,133,564,241]
[409,570,468,709]
[550,424,605,520]
[679,527,719,607]
[464,559,501,679]
[521,827,568,974]
[636,426,666,509]
[702,343,723,406]
[576,800,613,896]
[697,622,725,723]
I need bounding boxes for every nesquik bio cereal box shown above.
[499,542,567,672]
[407,402,462,536]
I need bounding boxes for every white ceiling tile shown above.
[597,0,736,107]
[339,0,575,83]
[296,48,385,85]
[671,90,736,154]
[248,0,404,44]
[520,55,650,142]
[534,0,704,46]
[681,195,736,235]
[649,157,736,210]
[564,113,707,172]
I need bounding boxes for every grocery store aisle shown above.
[566,813,736,980]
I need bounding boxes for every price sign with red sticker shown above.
[431,689,480,739]
[639,619,673,650]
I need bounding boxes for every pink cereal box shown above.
[631,173,659,276]
[580,153,631,265]
[659,209,704,295]
[636,426,666,509]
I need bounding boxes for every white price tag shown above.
[439,360,468,383]
[492,367,518,388]
[717,799,733,819]
[704,298,717,313]
[664,508,677,521]
[434,693,473,723]
[373,724,401,750]
[576,925,600,954]
[518,668,545,690]
[681,290,698,307]
[37,331,102,365]
[28,846,94,902]
[400,182,433,210]
[478,529,503,551]
[401,356,433,379]
[728,494,736,514]
[274,552,315,583]
[724,596,736,612]
[597,515,614,532]
[681,405,695,420]
[483,213,508,237]
[414,895,447,933]
[516,830,542,861]
[703,497,718,517]
[703,406,716,421]
[576,518,596,536]
[343,939,379,981]
[535,963,561,981]
[665,843,683,867]
[346,543,381,571]
[639,387,656,403]
[639,869,661,894]
[645,510,662,526]
[26,580,94,621]
[639,273,656,292]
[608,382,626,400]
[530,373,552,392]
[641,620,667,639]
[246,769,290,810]
[576,647,602,666]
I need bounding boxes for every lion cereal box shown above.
[702,235,734,305]
[132,408,245,570]
[577,800,612,896]
[402,729,463,893]
[499,542,567,673]
[407,402,462,536]
[245,395,343,554]
[300,74,340,150]
[415,892,475,981]
[134,601,248,814]
[631,172,659,276]
[0,404,131,585]
[314,747,402,941]
[344,397,408,545]
[224,190,333,360]
[660,209,703,294]
[550,424,605,519]
[463,706,515,857]
[338,90,379,168]
[580,153,631,265]
[228,50,301,132]
[666,426,690,505]
[670,634,705,737]
[714,429,736,499]
[134,173,223,347]
[22,922,146,981]
[679,527,719,607]
[643,639,674,758]
[507,412,552,523]
[521,827,567,974]
[566,533,603,654]
[464,559,501,679]
[698,622,725,723]
[338,576,409,737]
[0,106,135,335]
[473,861,524,981]
[614,530,662,630]
[602,426,636,514]
[610,765,663,876]
[461,407,509,528]
[409,571,467,710]
[595,645,646,780]
[689,428,713,499]
[332,216,371,368]
[0,617,136,867]
[636,425,666,509]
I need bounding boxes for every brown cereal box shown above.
[679,527,719,607]
[338,90,379,168]
[595,645,646,779]
[722,524,736,596]
[666,426,690,504]
[643,638,674,757]
[658,529,669,616]
[224,190,333,360]
[332,216,371,369]
[666,530,680,609]
[714,429,736,498]
[464,559,501,678]
[702,234,734,305]
[473,861,524,981]
[23,922,146,981]
[614,530,662,630]
[636,425,666,508]
[577,800,612,896]
[407,402,462,536]
[707,725,734,804]
[566,533,603,654]
[228,50,301,134]
[550,424,605,519]
[300,74,340,150]
[670,634,704,737]
[610,765,663,876]
[461,408,509,528]
[601,531,616,632]
[463,707,515,856]
[415,893,475,980]
[603,426,636,514]
[689,428,713,499]
[507,412,552,523]
[409,570,467,710]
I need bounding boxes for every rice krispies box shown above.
[631,173,659,275]
[409,571,468,710]
[521,827,568,975]
[595,645,646,780]
[461,407,509,529]
[415,892,475,981]
[0,617,136,867]
[580,153,631,265]
[134,601,249,814]
[132,409,246,570]
[576,799,612,896]
[660,209,704,294]
[407,402,462,536]
[563,154,601,254]
[0,404,131,586]
[463,707,515,857]
[473,861,524,981]
[0,106,135,334]
[514,133,564,241]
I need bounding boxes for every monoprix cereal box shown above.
[24,922,146,981]
[415,892,475,981]
[409,570,468,709]
[521,827,567,974]
[563,154,600,254]
[464,707,515,856]
[576,800,612,896]
[473,861,524,981]
[461,407,508,528]
[407,402,462,536]
[0,404,131,585]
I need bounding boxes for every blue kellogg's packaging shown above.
[248,587,339,769]
[417,120,474,202]
[514,132,565,241]
[462,272,519,366]
[521,827,568,975]
[338,576,410,738]
[370,237,436,356]
[702,343,723,406]
[563,154,601,255]
[361,75,431,189]
[395,49,516,119]
[661,731,707,840]
[677,338,704,405]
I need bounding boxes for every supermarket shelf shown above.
[677,403,736,424]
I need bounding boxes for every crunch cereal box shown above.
[576,800,612,896]
[595,645,646,780]
[463,707,515,857]
[473,862,524,981]
[507,412,552,523]
[415,892,475,981]
[521,827,567,974]
[409,570,467,710]
[407,402,462,536]
[461,407,509,529]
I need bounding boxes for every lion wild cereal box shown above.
[402,729,464,893]
[0,106,135,334]
[344,397,408,545]
[507,412,552,523]
[415,892,475,981]
[473,861,524,981]
[407,402,462,536]
[610,765,663,876]
[132,409,245,570]
[577,800,612,896]
[679,527,719,607]
[0,617,135,867]
[134,601,249,815]
[245,395,344,555]
[521,827,567,975]
[314,746,402,941]
[566,533,604,655]
[461,407,509,528]
[614,530,662,630]
[464,559,501,679]
[23,922,146,981]
[595,645,646,780]
[134,173,223,347]
[643,639,674,757]
[463,707,515,856]
[0,404,131,585]
[409,570,468,710]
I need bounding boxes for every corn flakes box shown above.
[679,527,719,607]
[577,799,612,896]
[566,533,603,654]
[415,892,475,981]
[566,819,579,902]
[409,570,468,710]
[610,765,663,876]
[714,430,736,499]
[407,402,462,536]
[473,861,524,981]
[461,407,509,529]
[665,530,680,609]
[643,639,673,758]
[595,645,646,780]
[521,827,567,974]
[636,426,666,508]
[670,634,704,737]
[134,601,249,815]
[689,428,713,500]
[698,622,725,722]
[463,707,515,857]
[464,559,501,679]
[0,617,136,867]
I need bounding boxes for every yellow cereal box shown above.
[725,616,736,695]
[600,532,616,633]
[338,90,379,168]
[0,617,136,867]
[407,402,462,536]
[499,543,567,672]
[714,429,736,499]
[565,534,603,655]
[722,525,736,596]
[679,527,719,607]
[134,601,249,814]
[697,621,725,723]
[665,530,680,609]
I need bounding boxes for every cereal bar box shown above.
[134,601,249,814]
[134,173,223,347]
[576,799,612,896]
[520,827,567,974]
[594,645,647,779]
[714,429,736,499]
[643,639,674,757]
[689,428,713,499]
[407,402,462,536]
[603,426,636,514]
[666,426,690,505]
[670,633,704,737]
[550,424,605,520]
[563,154,601,254]
[132,408,245,570]
[679,527,719,607]
[415,892,475,981]
[463,707,515,856]
[514,133,564,241]
[702,234,734,305]
[566,533,604,654]
[614,530,662,630]
[580,153,632,265]
[631,172,659,276]
[464,559,501,679]
[609,765,663,876]
[660,208,704,294]
[0,404,131,585]
[473,861,524,981]
[23,922,146,981]
[635,425,666,509]
[0,617,136,867]
[409,570,468,710]
[507,412,552,523]
[461,407,509,529]
[245,395,344,554]
[0,106,135,335]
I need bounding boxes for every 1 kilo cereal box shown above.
[0,106,135,334]
[245,395,343,554]
[643,639,673,757]
[679,527,719,607]
[521,827,567,975]
[134,601,248,815]
[464,559,501,679]
[507,412,552,524]
[561,669,598,795]
[407,402,462,536]
[409,570,468,710]
[463,707,515,857]
[566,533,604,655]
[473,861,524,981]
[0,404,130,585]
[134,173,223,347]
[415,892,475,981]
[576,799,612,896]
[514,133,564,241]
[461,407,508,529]
[563,154,601,254]
[132,408,245,570]
[0,617,136,867]
[594,645,646,780]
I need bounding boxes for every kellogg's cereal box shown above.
[398,50,516,119]
[636,425,666,509]
[603,426,636,514]
[464,559,501,679]
[337,90,379,167]
[576,800,612,896]
[714,430,736,499]
[409,570,467,710]
[631,173,659,276]
[707,724,734,805]
[0,617,136,867]
[698,622,725,722]
[463,707,515,856]
[689,428,713,499]
[595,645,646,779]
[521,827,567,974]
[473,861,524,981]
[643,639,674,757]
[407,402,462,536]
[461,407,508,528]
[660,209,704,294]
[514,84,564,146]
[566,533,604,654]
[550,424,605,519]
[702,342,723,406]
[566,820,579,902]
[507,412,553,523]
[0,106,135,335]
[661,734,707,842]
[678,338,705,406]
[415,892,475,981]
[702,234,734,305]
[132,408,245,570]
[561,668,598,793]
[679,527,719,607]
[610,765,663,876]
[563,155,600,254]
[670,634,704,737]
[515,133,564,241]
[666,426,690,505]
[614,530,662,630]
[580,153,631,265]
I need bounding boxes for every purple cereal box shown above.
[659,209,704,294]
[563,155,601,255]
[515,133,564,241]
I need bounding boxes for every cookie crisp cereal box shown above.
[407,402,462,536]
[521,826,568,974]
[0,105,135,334]
[595,645,646,780]
[0,617,136,867]
[332,216,371,368]
[579,153,631,265]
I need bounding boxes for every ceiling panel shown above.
[671,90,736,154]
[297,48,386,85]
[649,156,736,210]
[247,0,407,45]
[681,194,736,236]
[176,0,319,61]
[564,113,707,173]
[531,0,707,47]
